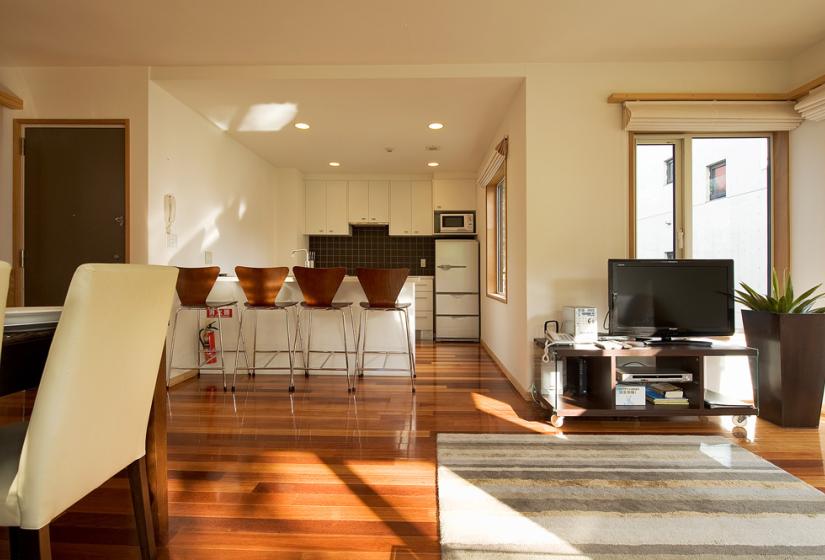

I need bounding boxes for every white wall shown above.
[523,63,790,396]
[0,67,150,266]
[790,38,825,298]
[148,82,278,271]
[477,81,528,390]
[274,167,307,267]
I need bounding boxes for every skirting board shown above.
[168,368,198,387]
[479,340,531,401]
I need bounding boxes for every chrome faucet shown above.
[291,248,312,268]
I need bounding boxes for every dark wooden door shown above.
[23,127,126,306]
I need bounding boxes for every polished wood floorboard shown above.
[1,342,823,558]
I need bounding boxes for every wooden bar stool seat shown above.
[354,268,416,392]
[292,267,356,392]
[167,266,239,391]
[233,266,301,392]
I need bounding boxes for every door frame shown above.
[11,119,130,306]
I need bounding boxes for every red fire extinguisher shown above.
[199,322,219,365]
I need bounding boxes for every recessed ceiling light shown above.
[329,161,341,167]
[294,122,310,130]
[427,162,440,167]
[428,122,444,130]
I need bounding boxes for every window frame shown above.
[629,131,788,295]
[485,168,508,303]
[706,159,727,201]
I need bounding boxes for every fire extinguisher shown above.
[199,322,219,365]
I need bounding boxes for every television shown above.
[608,259,735,342]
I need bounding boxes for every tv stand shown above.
[644,338,713,347]
[532,339,758,435]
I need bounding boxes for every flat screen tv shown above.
[608,259,735,341]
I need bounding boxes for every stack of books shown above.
[646,382,689,406]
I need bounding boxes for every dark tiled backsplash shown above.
[309,226,435,276]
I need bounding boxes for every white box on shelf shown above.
[615,384,645,406]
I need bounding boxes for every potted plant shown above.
[735,271,825,428]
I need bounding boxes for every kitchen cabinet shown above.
[369,180,390,223]
[433,179,476,211]
[348,181,369,223]
[389,180,432,236]
[389,181,411,235]
[306,181,349,235]
[305,181,327,235]
[411,181,433,235]
[349,180,389,224]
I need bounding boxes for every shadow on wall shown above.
[160,194,271,271]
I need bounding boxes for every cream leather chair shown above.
[0,264,178,560]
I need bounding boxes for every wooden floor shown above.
[1,342,824,559]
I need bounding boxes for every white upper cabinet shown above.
[348,180,370,224]
[433,179,476,212]
[389,180,432,236]
[369,180,390,223]
[306,181,349,235]
[349,180,389,224]
[326,181,349,234]
[411,180,433,235]
[389,181,412,235]
[305,181,327,235]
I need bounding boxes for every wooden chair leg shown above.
[128,456,157,560]
[9,525,51,560]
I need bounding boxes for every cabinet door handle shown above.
[371,217,376,220]
[328,229,333,232]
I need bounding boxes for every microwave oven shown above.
[435,211,475,235]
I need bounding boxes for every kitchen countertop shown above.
[216,275,430,283]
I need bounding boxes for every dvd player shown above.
[616,366,693,383]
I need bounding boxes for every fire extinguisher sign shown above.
[206,308,233,319]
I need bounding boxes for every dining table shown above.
[0,307,169,544]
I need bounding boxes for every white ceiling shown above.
[2,0,825,65]
[156,77,523,173]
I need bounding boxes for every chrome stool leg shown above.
[250,308,258,377]
[358,309,369,378]
[232,307,252,392]
[402,307,416,393]
[215,309,227,391]
[305,309,313,377]
[285,307,295,392]
[166,307,184,387]
[341,308,352,393]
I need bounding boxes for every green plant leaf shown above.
[739,271,824,314]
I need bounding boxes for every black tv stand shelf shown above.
[532,339,758,436]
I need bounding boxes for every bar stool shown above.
[355,268,416,392]
[292,266,356,392]
[167,266,238,391]
[232,266,300,392]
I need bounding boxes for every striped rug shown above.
[437,434,825,559]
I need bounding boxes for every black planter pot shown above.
[742,310,825,428]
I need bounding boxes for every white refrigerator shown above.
[435,239,480,341]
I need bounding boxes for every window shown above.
[707,160,727,200]
[633,135,771,329]
[486,175,507,301]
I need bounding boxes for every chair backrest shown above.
[235,266,289,306]
[292,267,345,307]
[175,266,220,306]
[0,261,9,362]
[10,264,178,530]
[356,268,409,307]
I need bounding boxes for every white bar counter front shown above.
[198,275,416,377]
